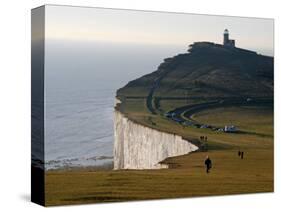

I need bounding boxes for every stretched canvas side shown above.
[31,5,45,206]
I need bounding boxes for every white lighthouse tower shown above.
[223,29,235,47]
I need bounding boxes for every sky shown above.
[45,5,274,56]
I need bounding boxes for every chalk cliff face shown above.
[114,110,198,170]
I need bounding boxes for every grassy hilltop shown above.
[115,42,273,145]
[46,42,274,206]
[117,42,273,99]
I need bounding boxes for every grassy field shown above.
[120,99,273,148]
[46,149,273,206]
[192,106,273,135]
[45,104,273,206]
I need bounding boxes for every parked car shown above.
[224,125,238,132]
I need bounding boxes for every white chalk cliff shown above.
[114,109,198,170]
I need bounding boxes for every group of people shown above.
[204,151,245,174]
[238,150,244,159]
[199,136,208,141]
[200,134,247,174]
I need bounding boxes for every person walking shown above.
[241,151,244,159]
[204,155,212,173]
[238,150,241,157]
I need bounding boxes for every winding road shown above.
[166,98,273,130]
[145,65,272,131]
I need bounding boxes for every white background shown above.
[0,0,279,211]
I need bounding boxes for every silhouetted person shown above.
[204,155,212,173]
[241,151,244,159]
[238,150,241,157]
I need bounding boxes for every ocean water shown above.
[45,87,115,169]
[44,39,185,169]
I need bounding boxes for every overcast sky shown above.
[45,5,274,56]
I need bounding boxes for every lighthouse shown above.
[223,29,229,45]
[223,29,235,47]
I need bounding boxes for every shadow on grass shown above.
[237,130,273,138]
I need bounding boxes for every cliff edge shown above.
[114,109,198,169]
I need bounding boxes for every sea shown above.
[43,39,185,170]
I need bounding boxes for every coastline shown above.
[45,98,273,205]
[45,161,114,172]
